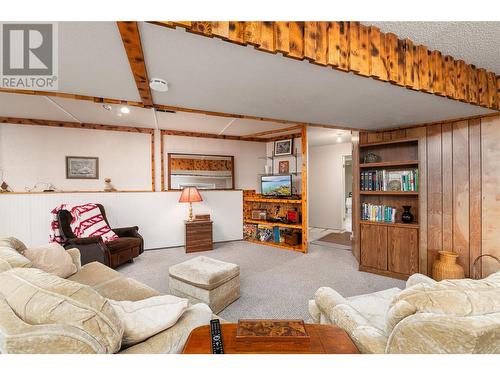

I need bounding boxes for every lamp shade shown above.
[178,187,203,203]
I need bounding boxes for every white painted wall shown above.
[0,124,152,192]
[164,136,266,191]
[0,191,243,249]
[309,142,352,230]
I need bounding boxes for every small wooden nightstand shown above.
[184,220,213,253]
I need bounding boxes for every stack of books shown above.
[361,203,396,223]
[361,169,418,192]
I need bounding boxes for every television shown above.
[261,175,292,197]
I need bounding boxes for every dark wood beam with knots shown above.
[117,21,154,107]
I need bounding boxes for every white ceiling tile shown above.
[0,93,74,121]
[52,97,155,128]
[57,22,140,101]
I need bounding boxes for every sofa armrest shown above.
[314,287,349,317]
[66,248,81,271]
[386,312,500,354]
[405,273,437,289]
[63,238,109,266]
[112,226,139,238]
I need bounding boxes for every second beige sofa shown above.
[0,238,214,354]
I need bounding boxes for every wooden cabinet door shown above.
[388,227,418,275]
[360,224,387,270]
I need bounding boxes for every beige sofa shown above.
[309,272,500,354]
[0,238,214,354]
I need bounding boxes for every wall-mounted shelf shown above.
[244,219,302,229]
[245,238,303,252]
[360,191,418,196]
[359,138,419,148]
[360,160,419,168]
[360,220,419,229]
[244,196,302,204]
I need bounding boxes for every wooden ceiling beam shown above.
[149,21,500,111]
[117,21,154,107]
[160,129,266,142]
[240,124,302,138]
[0,116,154,134]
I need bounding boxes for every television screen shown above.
[261,175,292,197]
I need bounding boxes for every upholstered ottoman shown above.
[168,256,240,314]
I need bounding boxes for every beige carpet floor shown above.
[118,240,404,322]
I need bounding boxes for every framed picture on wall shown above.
[274,139,293,156]
[278,160,289,174]
[66,156,99,179]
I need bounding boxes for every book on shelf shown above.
[361,169,418,192]
[361,203,396,223]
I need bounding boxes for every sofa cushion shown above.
[0,237,28,254]
[118,303,212,354]
[109,295,189,346]
[23,243,77,278]
[386,271,500,333]
[0,268,123,353]
[169,256,240,290]
[0,246,32,272]
[68,261,159,301]
[347,287,401,333]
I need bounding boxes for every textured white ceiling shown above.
[367,22,500,74]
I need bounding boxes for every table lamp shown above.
[179,187,203,221]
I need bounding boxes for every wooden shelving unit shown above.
[360,191,418,196]
[357,138,420,280]
[242,128,308,253]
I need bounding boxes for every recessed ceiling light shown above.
[120,106,130,114]
[337,136,342,143]
[102,104,112,111]
[149,78,169,92]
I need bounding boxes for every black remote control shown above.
[210,319,224,354]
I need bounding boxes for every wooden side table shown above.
[185,220,213,253]
[182,323,360,354]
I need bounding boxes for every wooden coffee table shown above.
[182,323,359,354]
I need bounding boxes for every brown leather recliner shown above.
[57,204,144,268]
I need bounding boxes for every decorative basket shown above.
[432,251,465,281]
[471,254,500,279]
[363,152,381,163]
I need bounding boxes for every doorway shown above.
[307,127,353,248]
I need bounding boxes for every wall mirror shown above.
[168,153,235,190]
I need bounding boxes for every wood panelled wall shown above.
[358,114,500,278]
[152,21,500,111]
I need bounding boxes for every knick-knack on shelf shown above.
[104,178,117,192]
[401,205,414,223]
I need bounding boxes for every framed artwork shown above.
[274,139,293,156]
[66,156,99,179]
[278,160,289,174]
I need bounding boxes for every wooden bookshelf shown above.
[360,191,418,196]
[356,138,420,280]
[360,160,419,168]
[244,219,302,229]
[242,129,307,253]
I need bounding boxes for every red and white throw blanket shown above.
[49,203,119,244]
